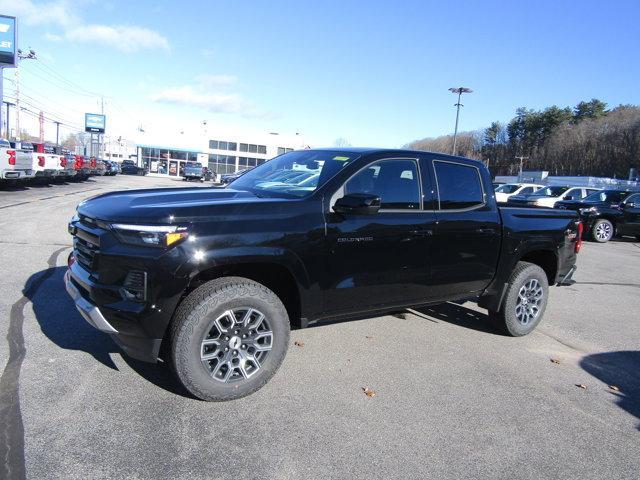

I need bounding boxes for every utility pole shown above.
[15,49,37,141]
[54,120,61,146]
[448,87,473,156]
[515,156,529,176]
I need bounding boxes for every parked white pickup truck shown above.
[33,143,75,179]
[18,142,64,179]
[0,138,34,183]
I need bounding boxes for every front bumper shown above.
[64,265,163,362]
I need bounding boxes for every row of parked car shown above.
[494,182,640,243]
[0,139,147,186]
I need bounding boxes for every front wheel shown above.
[592,219,614,242]
[489,261,549,336]
[170,277,290,401]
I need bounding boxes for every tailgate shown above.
[15,151,33,170]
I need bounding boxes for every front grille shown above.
[74,235,98,272]
[73,215,103,274]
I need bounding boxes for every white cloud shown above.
[0,0,168,53]
[65,24,169,53]
[44,32,63,42]
[150,86,247,114]
[196,74,238,87]
[0,0,79,27]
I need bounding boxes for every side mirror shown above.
[333,193,381,215]
[623,202,635,209]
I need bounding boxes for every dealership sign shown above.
[0,15,16,67]
[85,113,106,133]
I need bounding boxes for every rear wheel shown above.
[592,219,614,242]
[489,261,549,336]
[170,277,290,401]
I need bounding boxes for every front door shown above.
[428,158,501,300]
[323,158,436,316]
[620,193,640,237]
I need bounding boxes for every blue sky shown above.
[2,0,640,147]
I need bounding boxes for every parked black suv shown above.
[65,149,581,401]
[555,189,640,242]
[120,159,146,176]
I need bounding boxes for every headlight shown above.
[111,224,189,248]
[70,212,79,223]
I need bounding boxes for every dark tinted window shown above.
[520,186,534,194]
[434,161,483,210]
[345,159,420,210]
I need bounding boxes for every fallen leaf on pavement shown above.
[576,384,587,390]
[550,358,561,364]
[294,341,305,347]
[362,387,376,397]
[608,385,621,392]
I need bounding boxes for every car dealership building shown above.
[102,130,307,178]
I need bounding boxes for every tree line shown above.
[407,99,640,179]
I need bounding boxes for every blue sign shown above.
[85,113,106,133]
[0,15,16,67]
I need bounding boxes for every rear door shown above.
[428,157,501,300]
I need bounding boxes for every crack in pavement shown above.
[0,247,68,480]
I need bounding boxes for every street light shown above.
[448,86,473,156]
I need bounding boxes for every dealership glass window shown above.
[277,147,285,155]
[248,144,257,153]
[240,143,248,152]
[218,141,228,150]
[258,145,267,154]
[228,142,237,151]
[209,140,218,149]
[433,160,484,210]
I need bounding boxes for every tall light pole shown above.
[448,86,473,155]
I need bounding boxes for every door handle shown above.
[410,228,434,237]
[475,227,495,234]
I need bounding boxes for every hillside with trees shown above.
[407,99,640,179]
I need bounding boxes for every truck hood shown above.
[77,187,276,223]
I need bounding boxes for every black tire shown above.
[591,219,614,243]
[488,261,549,336]
[170,277,290,401]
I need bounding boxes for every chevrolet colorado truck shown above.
[65,149,581,401]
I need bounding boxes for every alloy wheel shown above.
[200,308,273,383]
[595,222,612,241]
[515,279,544,325]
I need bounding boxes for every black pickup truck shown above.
[65,149,581,401]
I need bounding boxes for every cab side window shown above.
[433,160,484,210]
[344,159,420,210]
[520,186,534,194]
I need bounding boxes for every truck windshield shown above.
[186,162,202,168]
[495,184,520,193]
[532,186,568,197]
[229,150,361,198]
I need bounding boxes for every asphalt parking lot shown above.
[0,175,638,479]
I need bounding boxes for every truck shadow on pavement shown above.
[580,351,640,431]
[414,302,501,335]
[25,266,193,399]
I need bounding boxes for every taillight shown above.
[38,156,45,167]
[575,222,583,253]
[60,156,67,168]
[7,150,16,165]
